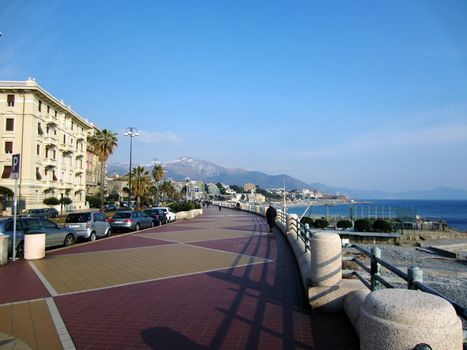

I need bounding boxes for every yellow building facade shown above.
[0,79,99,212]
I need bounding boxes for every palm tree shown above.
[152,164,165,205]
[88,129,118,211]
[130,166,152,209]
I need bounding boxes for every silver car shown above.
[64,211,112,241]
[109,211,154,231]
[0,217,77,257]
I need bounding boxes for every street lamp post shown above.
[124,127,138,209]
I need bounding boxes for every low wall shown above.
[175,208,203,220]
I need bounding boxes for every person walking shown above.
[266,204,277,233]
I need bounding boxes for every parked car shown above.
[154,207,176,222]
[24,208,59,218]
[64,211,112,241]
[104,204,117,212]
[108,211,154,232]
[0,217,77,257]
[143,208,168,226]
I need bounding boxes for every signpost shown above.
[11,154,20,260]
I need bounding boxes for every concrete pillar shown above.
[0,234,8,265]
[359,289,463,350]
[309,232,342,287]
[286,214,298,234]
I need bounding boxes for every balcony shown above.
[60,143,74,154]
[44,114,58,125]
[43,158,57,168]
[44,135,58,146]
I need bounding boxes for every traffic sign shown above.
[12,154,20,179]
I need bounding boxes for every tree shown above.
[229,185,245,193]
[300,217,314,227]
[43,197,60,206]
[216,183,226,195]
[337,220,353,231]
[354,219,372,232]
[86,195,101,208]
[152,164,165,205]
[130,166,152,209]
[313,219,329,229]
[373,219,393,233]
[59,196,72,214]
[88,129,118,212]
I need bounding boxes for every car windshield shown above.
[113,212,131,219]
[66,213,91,223]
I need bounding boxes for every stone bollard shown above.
[24,231,46,260]
[359,289,463,350]
[0,234,8,265]
[309,232,342,287]
[286,214,298,234]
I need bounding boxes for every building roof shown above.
[0,78,95,129]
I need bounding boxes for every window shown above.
[7,95,15,107]
[5,118,14,131]
[53,150,56,159]
[36,167,42,180]
[5,141,13,154]
[47,105,50,114]
[45,148,49,158]
[1,166,12,178]
[37,144,40,156]
[54,110,57,118]
[63,134,66,144]
[38,100,42,112]
[52,171,57,181]
[38,123,44,135]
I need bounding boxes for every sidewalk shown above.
[0,206,358,349]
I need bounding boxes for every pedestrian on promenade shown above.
[219,205,221,211]
[266,204,277,233]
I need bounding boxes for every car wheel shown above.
[135,223,140,231]
[106,229,112,238]
[89,232,97,241]
[16,241,24,259]
[64,234,75,247]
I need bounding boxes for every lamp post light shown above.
[124,127,138,209]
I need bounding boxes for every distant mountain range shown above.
[107,156,467,200]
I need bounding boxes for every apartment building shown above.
[0,79,99,212]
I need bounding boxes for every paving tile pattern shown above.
[54,207,358,349]
[0,260,50,304]
[47,235,172,256]
[0,206,358,349]
[32,244,269,294]
[0,300,62,349]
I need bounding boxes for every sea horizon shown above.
[285,199,467,232]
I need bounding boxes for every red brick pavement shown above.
[0,206,359,349]
[0,259,50,304]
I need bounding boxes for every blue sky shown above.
[1,0,467,192]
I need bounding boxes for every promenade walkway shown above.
[0,206,358,349]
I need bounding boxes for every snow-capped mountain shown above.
[108,156,310,189]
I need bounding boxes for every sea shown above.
[286,199,467,232]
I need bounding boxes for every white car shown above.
[155,207,176,222]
